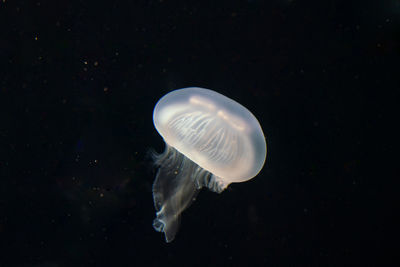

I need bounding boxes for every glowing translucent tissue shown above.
[151,87,266,242]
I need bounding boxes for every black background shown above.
[0,0,397,266]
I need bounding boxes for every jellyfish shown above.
[151,87,266,242]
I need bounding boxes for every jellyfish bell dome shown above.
[151,87,267,242]
[153,87,266,188]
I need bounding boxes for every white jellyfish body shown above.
[152,87,266,242]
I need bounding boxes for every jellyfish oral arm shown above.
[151,145,228,242]
[151,145,201,242]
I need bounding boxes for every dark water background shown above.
[0,0,397,266]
